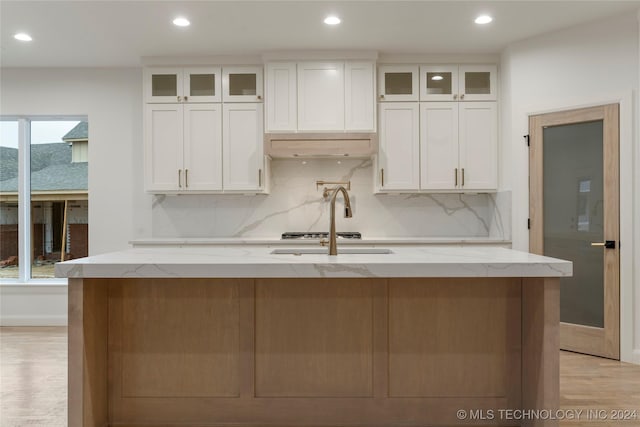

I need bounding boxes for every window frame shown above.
[1,115,87,285]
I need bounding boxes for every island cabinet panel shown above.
[255,279,375,397]
[68,277,559,427]
[113,279,241,398]
[388,278,522,400]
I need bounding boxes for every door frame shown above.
[529,104,620,359]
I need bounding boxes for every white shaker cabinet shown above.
[222,66,263,103]
[345,61,376,131]
[266,62,297,131]
[223,103,265,191]
[297,62,344,131]
[420,102,459,190]
[377,102,420,191]
[420,101,497,191]
[145,67,221,103]
[419,64,497,102]
[145,103,222,192]
[378,65,419,102]
[458,102,498,190]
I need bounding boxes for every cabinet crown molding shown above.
[262,50,378,62]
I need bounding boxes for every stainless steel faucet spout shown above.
[328,186,352,255]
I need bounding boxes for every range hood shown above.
[265,133,377,158]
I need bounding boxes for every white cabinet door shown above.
[378,65,419,102]
[183,67,221,103]
[420,102,459,190]
[297,62,344,131]
[345,61,375,131]
[145,104,183,191]
[378,103,420,191]
[223,103,264,191]
[419,65,459,102]
[183,104,223,191]
[144,68,183,103]
[266,62,297,131]
[459,65,497,101]
[459,102,497,190]
[223,66,263,103]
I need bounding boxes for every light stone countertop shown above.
[56,246,571,279]
[130,237,511,246]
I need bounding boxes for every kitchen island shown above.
[56,246,571,427]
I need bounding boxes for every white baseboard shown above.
[0,314,67,326]
[0,284,67,326]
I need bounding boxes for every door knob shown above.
[591,241,616,249]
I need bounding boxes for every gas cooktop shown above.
[281,232,362,240]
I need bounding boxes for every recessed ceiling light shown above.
[173,17,190,27]
[14,33,32,42]
[431,75,444,81]
[324,16,341,25]
[475,15,493,25]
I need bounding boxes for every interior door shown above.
[529,104,619,359]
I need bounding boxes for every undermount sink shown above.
[271,248,393,255]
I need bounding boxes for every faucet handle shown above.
[319,238,329,247]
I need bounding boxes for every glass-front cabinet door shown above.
[184,67,221,103]
[223,66,263,103]
[377,65,419,102]
[145,68,183,103]
[145,67,221,103]
[419,65,458,101]
[458,65,497,101]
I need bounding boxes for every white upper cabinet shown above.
[145,67,221,103]
[266,62,297,132]
[419,102,497,191]
[345,61,376,131]
[458,65,497,101]
[458,102,498,190]
[145,103,223,192]
[183,104,223,191]
[419,65,497,101]
[222,66,263,103]
[378,65,419,102]
[377,102,420,191]
[265,60,375,132]
[297,62,345,131]
[419,65,459,102]
[223,103,265,191]
[420,102,459,190]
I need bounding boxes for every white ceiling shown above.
[2,0,639,67]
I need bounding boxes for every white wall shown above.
[0,68,148,325]
[500,12,639,362]
[0,68,148,254]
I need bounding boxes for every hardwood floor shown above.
[1,327,639,427]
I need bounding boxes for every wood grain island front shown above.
[69,276,560,427]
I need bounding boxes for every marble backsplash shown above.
[151,158,511,240]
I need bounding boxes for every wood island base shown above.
[69,277,559,427]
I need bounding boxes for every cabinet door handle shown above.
[177,96,182,102]
[381,168,385,187]
[453,94,458,100]
[185,169,189,188]
[178,169,182,188]
[257,95,262,100]
[184,95,188,101]
[461,168,465,186]
[455,168,458,187]
[380,94,385,99]
[258,168,262,187]
[460,94,465,100]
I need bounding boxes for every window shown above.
[0,117,88,282]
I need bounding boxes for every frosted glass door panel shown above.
[419,65,458,101]
[152,75,177,97]
[189,74,216,97]
[378,65,418,101]
[229,74,256,96]
[459,65,497,101]
[543,121,604,328]
[385,73,412,94]
[224,67,263,102]
[464,73,490,95]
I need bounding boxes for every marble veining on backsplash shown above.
[151,159,511,239]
